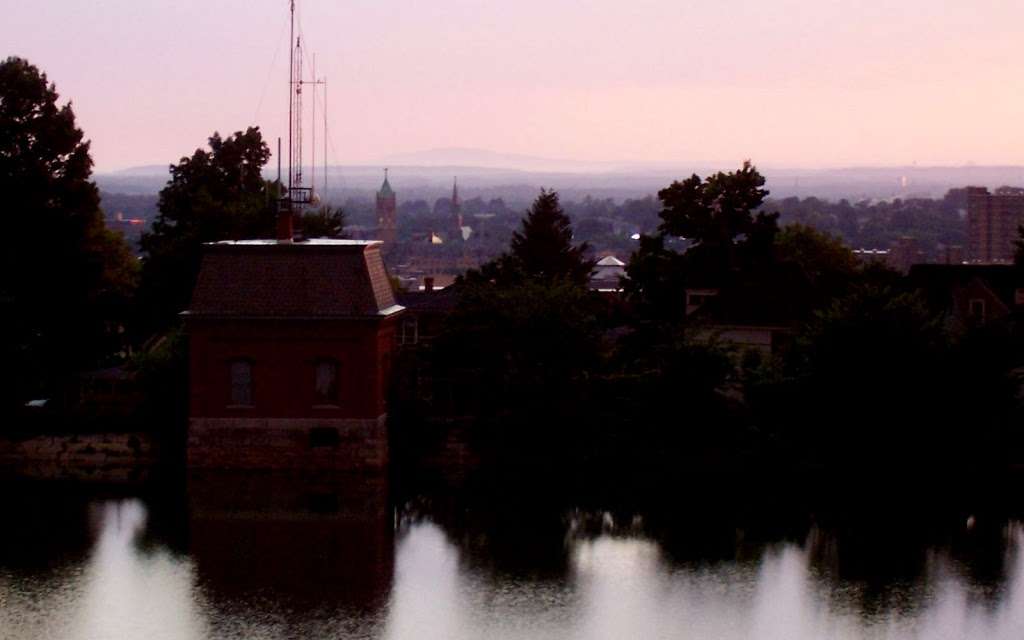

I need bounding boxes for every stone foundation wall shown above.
[188,416,388,471]
[0,433,155,482]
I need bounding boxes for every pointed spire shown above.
[379,167,394,197]
[452,176,460,208]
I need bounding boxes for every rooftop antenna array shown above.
[283,0,325,214]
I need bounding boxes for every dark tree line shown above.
[768,191,968,259]
[0,57,136,410]
[405,162,1024,486]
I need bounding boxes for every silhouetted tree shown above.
[0,56,136,408]
[424,190,603,468]
[657,161,777,270]
[499,189,595,286]
[431,276,604,467]
[300,205,346,238]
[624,162,780,326]
[775,223,858,302]
[138,127,275,331]
[782,284,956,466]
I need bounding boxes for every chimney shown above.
[424,277,435,293]
[276,207,293,242]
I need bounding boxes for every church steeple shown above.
[376,168,397,243]
[450,176,464,242]
[379,167,394,197]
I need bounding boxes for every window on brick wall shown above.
[969,298,987,323]
[229,359,253,407]
[314,359,339,405]
[401,318,419,345]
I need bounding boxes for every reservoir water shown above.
[1,474,1022,640]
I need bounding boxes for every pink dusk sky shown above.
[4,0,1024,172]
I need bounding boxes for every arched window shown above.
[229,359,253,406]
[314,359,339,405]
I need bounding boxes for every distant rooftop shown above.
[596,255,626,267]
[211,239,381,247]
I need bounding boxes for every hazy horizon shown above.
[5,0,1023,173]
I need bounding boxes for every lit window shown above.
[315,360,339,405]
[229,360,252,406]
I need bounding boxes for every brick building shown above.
[967,186,1024,263]
[184,238,403,470]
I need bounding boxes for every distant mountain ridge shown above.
[377,147,634,172]
[97,150,1024,201]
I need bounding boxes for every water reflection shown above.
[187,471,394,639]
[3,482,1024,639]
[1,499,204,640]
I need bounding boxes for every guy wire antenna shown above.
[310,55,326,204]
[284,0,324,212]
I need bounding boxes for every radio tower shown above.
[282,0,316,227]
[291,30,304,200]
[281,1,324,221]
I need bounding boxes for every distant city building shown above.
[940,244,964,265]
[852,248,890,264]
[106,211,146,245]
[888,236,926,273]
[376,169,397,244]
[966,186,1024,263]
[590,255,626,291]
[396,277,460,347]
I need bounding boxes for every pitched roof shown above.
[909,264,1022,311]
[186,240,402,319]
[596,255,625,267]
[396,286,460,314]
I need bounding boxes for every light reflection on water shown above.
[1,500,206,640]
[2,495,1024,640]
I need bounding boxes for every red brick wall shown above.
[188,317,398,420]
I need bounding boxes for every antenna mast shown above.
[284,0,314,212]
[311,53,315,201]
[323,76,328,196]
[280,0,325,223]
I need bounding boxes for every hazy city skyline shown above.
[5,0,1024,172]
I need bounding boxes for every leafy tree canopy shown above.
[624,162,780,325]
[0,56,136,405]
[658,161,777,256]
[138,127,275,331]
[775,223,859,297]
[300,205,346,239]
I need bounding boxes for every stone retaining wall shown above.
[188,416,388,471]
[0,433,156,482]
